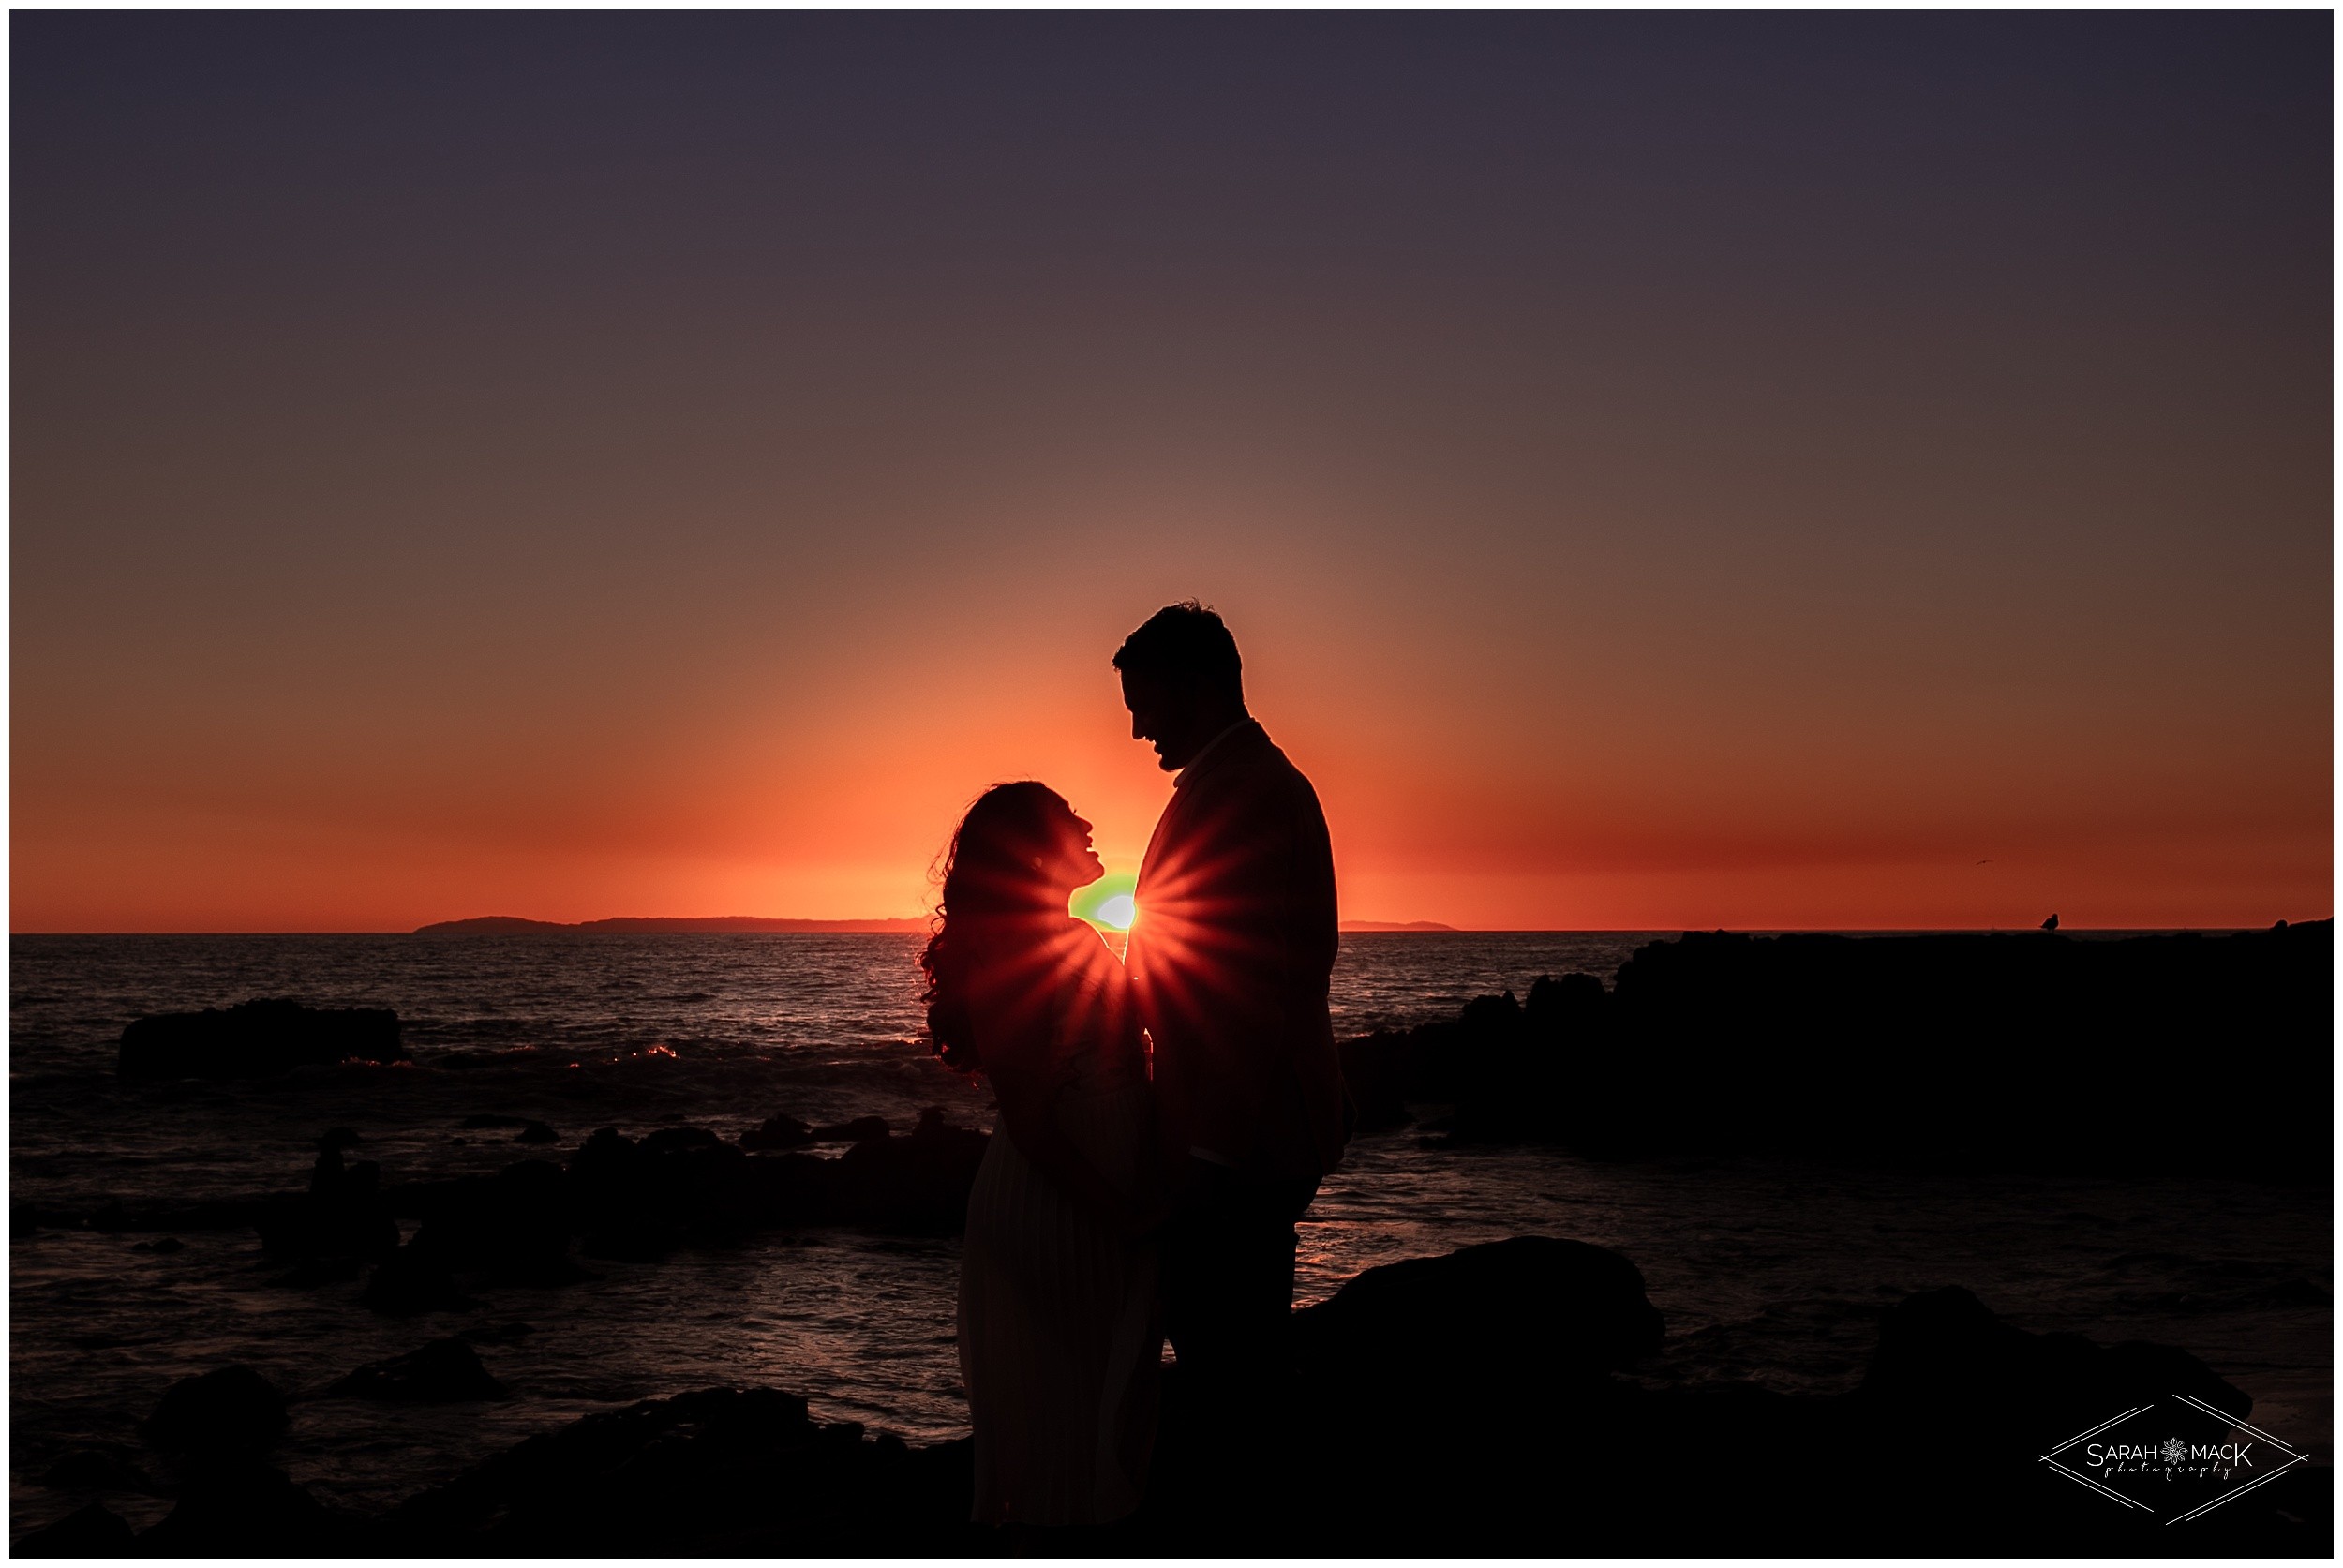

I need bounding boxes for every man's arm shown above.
[1145,762,1318,1171]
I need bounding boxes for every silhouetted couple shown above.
[918,602,1348,1534]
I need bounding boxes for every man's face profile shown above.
[1122,670,1204,773]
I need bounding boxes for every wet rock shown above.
[515,1120,559,1144]
[409,1159,582,1284]
[741,1150,836,1225]
[572,1127,767,1255]
[458,1322,534,1345]
[381,1384,968,1554]
[1335,922,2331,1179]
[1858,1283,2249,1451]
[831,1113,988,1232]
[739,1112,815,1151]
[13,1501,136,1556]
[323,1337,511,1402]
[255,1142,398,1260]
[2263,1277,2331,1307]
[139,1366,287,1457]
[138,1461,364,1554]
[1334,974,1610,1142]
[1294,1235,1663,1409]
[361,1247,477,1316]
[1333,1028,1415,1133]
[569,1128,673,1260]
[639,1126,724,1156]
[346,1235,2321,1559]
[40,1448,153,1491]
[271,1256,364,1289]
[117,998,407,1079]
[812,1115,890,1145]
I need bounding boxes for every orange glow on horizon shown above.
[9,604,2328,935]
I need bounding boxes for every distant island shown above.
[414,916,930,934]
[418,914,1459,934]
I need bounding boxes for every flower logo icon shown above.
[2160,1438,2187,1465]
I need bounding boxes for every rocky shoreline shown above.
[19,1234,2330,1556]
[1341,921,2332,1180]
[16,923,2332,1554]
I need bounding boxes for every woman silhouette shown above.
[921,782,1163,1528]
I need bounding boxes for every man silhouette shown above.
[1115,602,1349,1465]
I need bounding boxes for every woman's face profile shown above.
[1031,807,1105,894]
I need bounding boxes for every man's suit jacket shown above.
[1126,718,1349,1186]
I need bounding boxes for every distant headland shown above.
[414,916,929,934]
[416,915,1459,934]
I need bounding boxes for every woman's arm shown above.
[987,1063,1162,1236]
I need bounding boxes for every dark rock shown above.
[409,1159,582,1283]
[117,998,407,1079]
[139,1366,287,1457]
[1294,1235,1662,1409]
[349,1235,2327,1559]
[812,1115,890,1145]
[1334,1028,1415,1133]
[515,1120,559,1144]
[361,1247,477,1316]
[639,1126,724,1156]
[381,1384,968,1554]
[2264,1277,2330,1307]
[39,1449,153,1491]
[573,1128,769,1256]
[323,1337,510,1402]
[130,1237,184,1254]
[1858,1283,2248,1454]
[569,1128,671,1260]
[1335,923,2332,1179]
[271,1256,364,1288]
[138,1461,364,1554]
[255,1143,398,1260]
[13,1501,136,1556]
[459,1322,534,1345]
[831,1117,988,1232]
[739,1112,815,1151]
[741,1150,838,1225]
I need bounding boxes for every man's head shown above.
[1114,601,1248,772]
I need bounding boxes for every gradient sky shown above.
[12,13,2332,932]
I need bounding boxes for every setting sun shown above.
[1070,873,1140,933]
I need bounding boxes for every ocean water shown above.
[9,933,2332,1532]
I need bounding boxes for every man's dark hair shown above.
[1113,600,1244,698]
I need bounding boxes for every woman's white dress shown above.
[958,923,1160,1526]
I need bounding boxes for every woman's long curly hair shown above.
[919,782,1077,1071]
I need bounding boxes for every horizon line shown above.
[7,920,2317,937]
